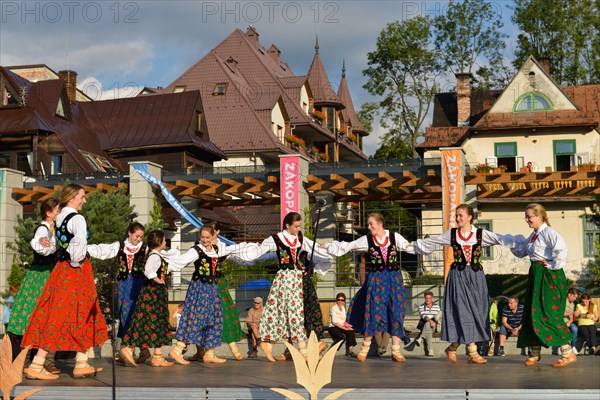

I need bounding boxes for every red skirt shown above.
[22,259,108,352]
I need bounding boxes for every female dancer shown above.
[167,225,258,364]
[87,223,149,363]
[508,203,574,366]
[256,211,331,362]
[325,213,410,362]
[22,184,108,379]
[188,222,246,361]
[576,293,599,355]
[119,230,174,367]
[7,198,60,373]
[410,204,511,364]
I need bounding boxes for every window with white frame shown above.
[477,220,493,259]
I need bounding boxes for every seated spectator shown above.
[497,296,524,356]
[246,297,263,358]
[415,291,440,357]
[328,293,357,357]
[552,287,579,355]
[575,293,599,355]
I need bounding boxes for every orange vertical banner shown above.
[441,148,464,283]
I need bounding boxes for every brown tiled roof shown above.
[80,91,226,160]
[307,43,344,109]
[337,65,367,135]
[472,109,598,130]
[432,90,501,127]
[0,67,122,172]
[417,126,469,152]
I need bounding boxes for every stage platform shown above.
[11,354,600,400]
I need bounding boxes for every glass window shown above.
[494,142,517,157]
[477,220,493,259]
[16,152,32,175]
[554,140,576,155]
[173,86,186,93]
[553,140,576,171]
[583,215,600,257]
[213,83,227,95]
[514,92,553,112]
[0,152,10,168]
[51,155,63,175]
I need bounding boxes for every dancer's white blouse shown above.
[507,223,567,270]
[31,221,56,256]
[325,230,411,256]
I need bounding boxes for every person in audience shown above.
[246,297,263,358]
[575,293,599,355]
[328,292,357,357]
[496,296,524,356]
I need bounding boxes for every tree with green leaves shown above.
[434,0,507,75]
[512,0,600,85]
[363,16,441,158]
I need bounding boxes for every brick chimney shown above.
[268,44,281,64]
[455,73,472,126]
[538,57,551,74]
[58,70,77,103]
[245,26,259,45]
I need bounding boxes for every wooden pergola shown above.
[12,170,599,207]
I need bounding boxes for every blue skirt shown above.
[348,270,406,337]
[176,280,223,348]
[116,273,145,338]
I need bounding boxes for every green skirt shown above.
[518,261,571,348]
[218,278,244,343]
[7,263,54,335]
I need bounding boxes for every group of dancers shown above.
[5,183,577,381]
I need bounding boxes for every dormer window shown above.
[56,97,66,117]
[513,92,552,112]
[173,86,186,93]
[213,83,228,95]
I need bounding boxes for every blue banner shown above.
[131,163,235,245]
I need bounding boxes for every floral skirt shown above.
[116,274,145,338]
[348,270,405,337]
[260,269,306,343]
[7,263,54,336]
[176,280,222,348]
[518,261,570,348]
[218,278,243,343]
[22,259,108,352]
[122,282,172,348]
[303,273,324,340]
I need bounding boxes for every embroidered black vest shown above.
[55,213,79,262]
[144,253,168,287]
[366,233,400,273]
[32,224,57,266]
[191,245,221,284]
[116,242,148,280]
[273,231,303,270]
[450,228,483,272]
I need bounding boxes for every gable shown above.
[487,57,577,114]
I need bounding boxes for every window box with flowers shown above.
[475,163,493,174]
[347,132,358,144]
[319,152,329,162]
[310,146,319,155]
[578,161,597,171]
[284,135,306,148]
[338,128,347,136]
[311,110,325,122]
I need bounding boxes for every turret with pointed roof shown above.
[337,60,367,136]
[307,36,344,110]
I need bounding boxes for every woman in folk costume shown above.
[325,213,411,363]
[410,203,513,364]
[22,184,108,380]
[118,230,174,367]
[273,249,328,361]
[507,203,574,367]
[187,222,247,362]
[86,223,149,364]
[7,198,60,374]
[256,211,331,362]
[167,225,259,364]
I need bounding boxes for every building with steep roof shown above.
[160,27,368,166]
[416,57,599,279]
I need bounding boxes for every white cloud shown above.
[78,76,142,101]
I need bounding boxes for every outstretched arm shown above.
[412,230,452,255]
[325,235,368,257]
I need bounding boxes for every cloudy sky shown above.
[0,0,518,155]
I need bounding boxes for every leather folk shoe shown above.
[137,348,152,364]
[26,363,59,380]
[468,354,487,364]
[260,342,275,362]
[44,363,61,375]
[524,356,541,366]
[168,349,190,365]
[203,349,226,364]
[150,356,174,367]
[119,347,137,367]
[73,363,102,379]
[551,353,576,368]
[445,349,457,363]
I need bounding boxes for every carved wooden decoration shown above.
[0,336,44,400]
